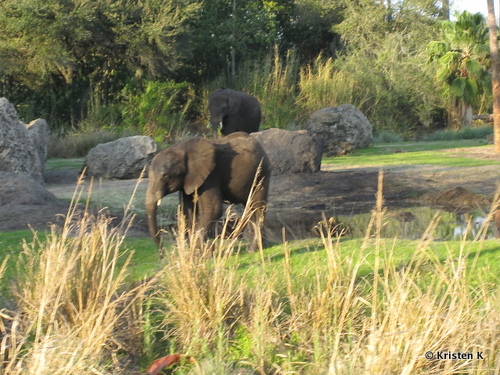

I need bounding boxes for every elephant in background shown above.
[208,89,261,137]
[146,132,271,255]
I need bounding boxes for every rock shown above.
[0,173,58,206]
[306,104,373,156]
[0,172,67,230]
[251,128,323,175]
[427,187,490,213]
[0,97,45,181]
[26,118,50,168]
[84,136,157,179]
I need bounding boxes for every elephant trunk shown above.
[210,115,223,135]
[146,193,161,249]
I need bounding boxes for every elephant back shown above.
[214,133,270,203]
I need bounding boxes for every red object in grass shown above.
[145,354,195,375]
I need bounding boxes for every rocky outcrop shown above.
[306,104,373,156]
[0,97,49,181]
[26,118,50,167]
[84,136,157,179]
[251,128,323,175]
[0,172,66,230]
[0,173,59,206]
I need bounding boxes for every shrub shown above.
[120,80,197,140]
[1,182,154,374]
[48,129,124,158]
[421,125,493,141]
[373,130,404,143]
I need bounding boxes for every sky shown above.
[452,0,488,16]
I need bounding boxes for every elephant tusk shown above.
[157,198,162,206]
[219,121,223,129]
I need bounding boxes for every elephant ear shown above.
[226,91,241,114]
[184,138,217,195]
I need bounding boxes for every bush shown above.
[373,130,404,143]
[48,130,125,158]
[1,186,154,374]
[120,80,198,139]
[421,126,493,141]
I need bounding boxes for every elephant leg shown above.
[244,186,269,252]
[196,189,223,239]
[181,189,223,250]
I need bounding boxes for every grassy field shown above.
[325,140,500,168]
[1,140,500,374]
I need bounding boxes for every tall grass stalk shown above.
[0,178,155,374]
[158,209,242,361]
[155,171,500,374]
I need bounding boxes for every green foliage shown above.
[187,0,283,80]
[246,49,302,128]
[0,0,492,139]
[373,131,404,143]
[120,80,197,139]
[0,0,199,126]
[313,0,444,135]
[420,125,493,141]
[427,11,491,127]
[48,130,124,158]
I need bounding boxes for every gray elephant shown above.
[146,132,271,255]
[208,89,261,137]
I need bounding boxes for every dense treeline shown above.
[0,0,492,139]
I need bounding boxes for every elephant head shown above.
[208,89,240,135]
[145,138,216,247]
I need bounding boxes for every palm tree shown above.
[487,0,500,153]
[427,11,490,128]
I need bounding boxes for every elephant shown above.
[208,89,261,137]
[146,132,271,254]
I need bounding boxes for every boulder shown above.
[0,172,58,206]
[0,172,67,230]
[306,104,373,156]
[0,98,45,181]
[26,118,50,168]
[84,136,157,179]
[251,128,323,175]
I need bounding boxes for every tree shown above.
[186,0,281,81]
[487,0,500,153]
[0,0,199,125]
[427,11,491,128]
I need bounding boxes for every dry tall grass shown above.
[0,180,155,374]
[1,174,499,374]
[156,173,500,374]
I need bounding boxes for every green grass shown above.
[4,227,499,289]
[369,139,488,153]
[45,158,84,172]
[325,141,499,168]
[234,236,500,290]
[0,230,160,286]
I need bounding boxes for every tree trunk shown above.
[487,0,500,153]
[230,0,237,78]
[450,99,473,129]
[441,0,450,20]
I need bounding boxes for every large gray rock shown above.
[251,128,323,175]
[306,104,373,156]
[0,172,67,230]
[0,172,58,206]
[26,118,50,167]
[0,98,46,181]
[84,135,157,179]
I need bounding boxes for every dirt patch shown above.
[2,146,500,239]
[442,145,500,161]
